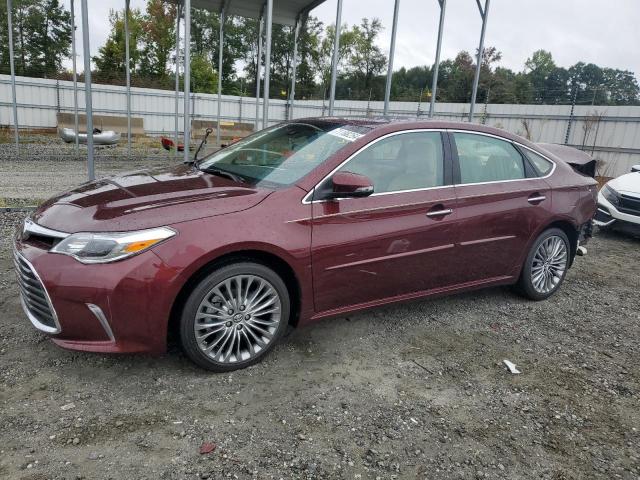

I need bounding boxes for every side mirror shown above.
[326,171,374,199]
[631,165,640,173]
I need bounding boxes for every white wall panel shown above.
[1,74,639,176]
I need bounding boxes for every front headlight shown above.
[51,227,176,264]
[602,185,620,207]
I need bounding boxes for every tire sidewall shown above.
[520,228,571,301]
[180,262,290,372]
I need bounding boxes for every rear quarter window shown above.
[523,149,554,176]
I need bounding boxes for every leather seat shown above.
[386,140,440,192]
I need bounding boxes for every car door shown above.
[310,130,459,314]
[449,131,554,283]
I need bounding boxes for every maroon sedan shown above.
[14,119,597,371]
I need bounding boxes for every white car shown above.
[595,165,640,234]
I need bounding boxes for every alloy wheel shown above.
[193,274,282,364]
[530,235,568,294]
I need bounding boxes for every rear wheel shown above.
[180,262,290,372]
[516,228,570,301]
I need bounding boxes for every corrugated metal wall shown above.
[1,75,639,177]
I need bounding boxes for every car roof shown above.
[290,116,530,145]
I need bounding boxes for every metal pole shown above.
[216,7,225,144]
[289,16,301,120]
[6,0,19,156]
[429,0,446,118]
[383,0,400,116]
[262,0,272,128]
[70,0,79,155]
[174,2,181,158]
[255,14,263,130]
[328,0,343,116]
[124,0,132,156]
[565,85,578,145]
[80,0,94,180]
[183,0,191,162]
[469,0,490,122]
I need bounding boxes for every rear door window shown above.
[452,133,526,184]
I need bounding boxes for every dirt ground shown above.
[0,210,639,480]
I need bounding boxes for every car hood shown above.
[32,164,273,233]
[608,172,640,196]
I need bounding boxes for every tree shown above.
[524,49,558,103]
[348,18,387,93]
[315,22,357,90]
[139,0,176,79]
[93,8,144,82]
[0,0,71,77]
[190,53,217,93]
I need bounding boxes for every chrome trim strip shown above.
[459,235,516,247]
[23,218,69,239]
[87,304,115,342]
[527,195,547,203]
[302,128,449,204]
[325,243,455,271]
[597,207,611,216]
[301,128,558,204]
[14,250,61,334]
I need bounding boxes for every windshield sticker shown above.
[327,127,365,142]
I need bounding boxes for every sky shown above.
[63,0,640,79]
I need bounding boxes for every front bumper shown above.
[595,191,640,231]
[13,234,177,354]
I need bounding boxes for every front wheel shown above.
[516,228,570,301]
[180,262,290,372]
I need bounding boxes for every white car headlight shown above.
[51,227,176,264]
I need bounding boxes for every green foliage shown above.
[93,8,144,82]
[189,53,217,93]
[0,0,71,77]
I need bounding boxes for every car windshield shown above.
[197,121,372,187]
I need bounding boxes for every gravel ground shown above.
[0,135,214,201]
[0,210,639,480]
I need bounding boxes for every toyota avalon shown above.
[14,118,597,371]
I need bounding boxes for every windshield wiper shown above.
[199,166,246,183]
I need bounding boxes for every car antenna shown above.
[190,127,213,165]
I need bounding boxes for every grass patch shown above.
[0,197,42,209]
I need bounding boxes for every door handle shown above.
[527,194,546,204]
[426,208,453,218]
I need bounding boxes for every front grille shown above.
[13,251,60,332]
[619,194,640,216]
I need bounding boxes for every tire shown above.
[179,262,290,372]
[516,228,571,301]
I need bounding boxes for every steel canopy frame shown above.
[179,0,327,143]
[469,0,490,122]
[383,0,400,116]
[175,2,182,159]
[80,0,95,180]
[328,0,343,116]
[183,0,191,163]
[70,0,80,154]
[429,0,447,118]
[6,0,19,156]
[124,0,132,156]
